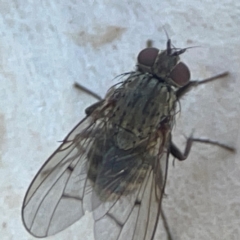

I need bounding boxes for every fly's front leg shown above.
[74,82,102,100]
[74,82,118,117]
[176,71,229,99]
[146,39,153,47]
[74,82,104,116]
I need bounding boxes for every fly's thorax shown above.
[108,72,177,150]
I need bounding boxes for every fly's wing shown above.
[22,114,106,237]
[92,141,170,240]
[22,99,170,240]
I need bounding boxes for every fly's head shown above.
[137,39,191,87]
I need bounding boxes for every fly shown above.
[22,38,234,240]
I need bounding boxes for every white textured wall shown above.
[1,1,240,240]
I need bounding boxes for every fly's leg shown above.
[170,137,193,160]
[167,136,234,239]
[170,135,235,161]
[176,71,229,99]
[174,71,235,157]
[161,208,173,240]
[146,39,153,47]
[74,82,104,116]
[74,80,119,116]
[189,138,235,152]
[74,82,102,101]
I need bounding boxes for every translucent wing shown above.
[91,139,170,240]
[22,108,170,239]
[22,113,106,237]
[22,78,171,239]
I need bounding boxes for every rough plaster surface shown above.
[1,1,240,240]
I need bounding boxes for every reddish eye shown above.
[137,48,159,68]
[169,62,190,86]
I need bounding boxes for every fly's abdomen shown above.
[87,131,150,201]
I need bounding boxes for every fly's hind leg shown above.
[161,208,174,240]
[166,135,234,240]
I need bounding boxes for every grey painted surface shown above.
[1,1,240,239]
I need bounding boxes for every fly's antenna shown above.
[162,26,170,42]
[162,26,172,55]
[162,26,200,55]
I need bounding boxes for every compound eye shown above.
[137,48,159,68]
[169,62,190,86]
